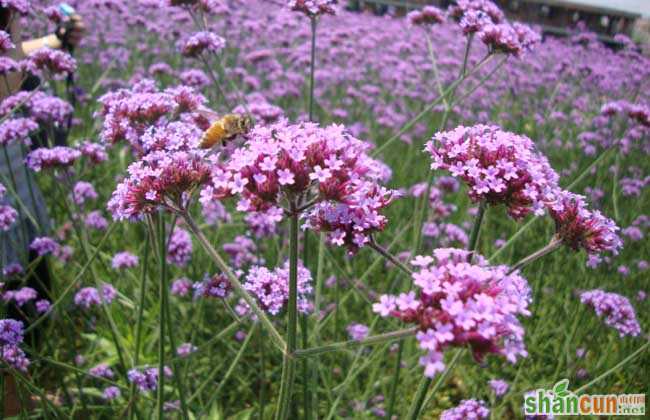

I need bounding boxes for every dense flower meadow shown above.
[0,0,648,418]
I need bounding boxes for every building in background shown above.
[348,0,646,46]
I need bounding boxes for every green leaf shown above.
[553,379,570,397]
[229,407,254,420]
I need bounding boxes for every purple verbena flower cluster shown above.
[241,261,313,316]
[128,366,172,393]
[74,284,118,309]
[441,399,490,420]
[166,227,193,267]
[193,273,231,299]
[426,124,559,219]
[0,118,38,146]
[112,251,139,269]
[26,48,77,79]
[288,0,337,17]
[25,147,82,172]
[547,191,623,255]
[579,290,641,337]
[223,235,260,268]
[373,248,531,377]
[0,319,29,371]
[407,6,445,26]
[181,31,226,57]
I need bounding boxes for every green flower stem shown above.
[419,349,465,415]
[301,314,313,420]
[199,324,257,416]
[163,259,190,418]
[507,236,562,275]
[574,341,649,394]
[156,215,166,420]
[467,201,487,262]
[275,203,300,420]
[368,239,413,276]
[612,151,621,221]
[182,212,286,352]
[129,231,150,420]
[294,327,418,359]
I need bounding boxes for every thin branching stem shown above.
[368,238,413,276]
[156,215,166,420]
[508,237,562,275]
[182,212,287,352]
[294,327,418,358]
[275,202,300,419]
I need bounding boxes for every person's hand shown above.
[56,14,86,49]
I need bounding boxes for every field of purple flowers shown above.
[1,0,649,418]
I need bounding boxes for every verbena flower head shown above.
[103,386,121,401]
[214,120,390,213]
[78,141,109,164]
[25,147,81,172]
[441,399,490,420]
[289,0,337,16]
[89,363,115,379]
[407,6,445,26]
[0,31,14,53]
[0,319,24,345]
[3,287,37,307]
[181,31,226,57]
[346,323,369,341]
[242,261,313,316]
[171,277,192,297]
[579,290,641,337]
[0,0,29,15]
[112,251,139,269]
[166,227,193,267]
[478,22,540,57]
[180,69,210,89]
[43,5,64,24]
[0,203,17,231]
[72,181,98,206]
[0,318,29,371]
[373,248,531,377]
[35,299,51,313]
[193,273,231,299]
[97,81,205,154]
[0,57,18,75]
[108,150,210,221]
[425,125,560,220]
[0,118,38,146]
[302,181,400,253]
[74,284,117,309]
[26,48,77,79]
[223,235,260,268]
[450,0,505,28]
[128,366,172,393]
[489,378,509,397]
[547,191,622,255]
[29,237,60,256]
[85,211,109,231]
[176,342,197,357]
[0,92,70,126]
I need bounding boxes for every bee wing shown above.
[196,106,221,122]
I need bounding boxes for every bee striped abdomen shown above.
[199,121,228,149]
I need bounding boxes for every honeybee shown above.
[197,109,253,149]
